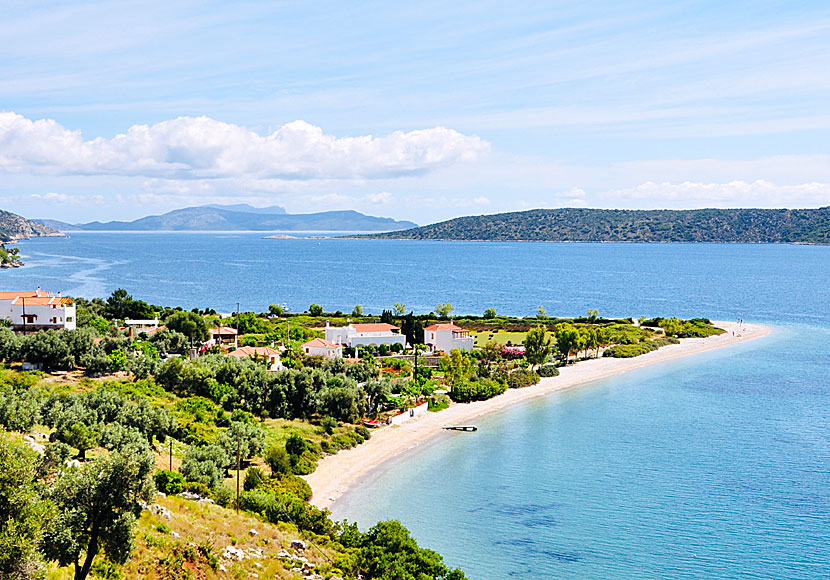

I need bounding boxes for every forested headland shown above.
[357,207,830,243]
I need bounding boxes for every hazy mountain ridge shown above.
[358,207,830,244]
[37,205,417,232]
[0,209,63,241]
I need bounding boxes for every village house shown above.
[324,321,407,349]
[424,322,474,353]
[301,337,343,359]
[228,345,283,371]
[124,318,159,335]
[0,288,76,331]
[209,326,239,348]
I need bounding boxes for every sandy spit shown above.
[304,321,770,509]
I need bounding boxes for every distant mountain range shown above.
[0,210,62,242]
[36,204,417,232]
[359,207,830,244]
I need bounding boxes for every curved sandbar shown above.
[305,321,770,510]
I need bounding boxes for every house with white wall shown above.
[125,319,159,335]
[9,294,76,331]
[424,322,474,353]
[324,322,407,349]
[302,338,343,359]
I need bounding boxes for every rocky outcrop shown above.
[0,209,64,241]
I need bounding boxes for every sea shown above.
[8,232,830,579]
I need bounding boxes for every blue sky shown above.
[2,0,830,224]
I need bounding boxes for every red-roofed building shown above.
[4,289,76,331]
[302,338,343,359]
[324,321,406,349]
[209,326,239,348]
[228,346,282,371]
[424,321,474,353]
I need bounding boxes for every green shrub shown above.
[154,469,186,494]
[536,364,560,377]
[264,445,291,475]
[211,484,235,508]
[450,379,507,403]
[507,369,540,389]
[290,455,317,475]
[267,472,312,502]
[602,337,679,358]
[244,467,266,491]
[183,481,212,497]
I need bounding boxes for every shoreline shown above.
[305,321,771,510]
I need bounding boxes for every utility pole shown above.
[236,302,240,333]
[169,439,173,471]
[21,296,26,335]
[236,436,241,514]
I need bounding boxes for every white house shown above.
[302,338,343,359]
[9,293,76,331]
[228,346,283,371]
[424,322,474,353]
[125,319,159,335]
[325,322,407,349]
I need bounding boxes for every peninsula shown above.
[355,207,830,244]
[306,321,771,509]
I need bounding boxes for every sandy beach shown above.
[305,321,771,509]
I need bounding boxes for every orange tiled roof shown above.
[209,326,238,335]
[12,296,73,306]
[229,346,280,358]
[303,338,341,349]
[351,323,398,333]
[0,291,42,300]
[424,323,466,332]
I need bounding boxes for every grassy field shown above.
[471,330,527,347]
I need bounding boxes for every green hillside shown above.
[359,207,830,244]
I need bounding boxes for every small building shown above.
[424,322,474,353]
[125,318,159,335]
[209,326,239,348]
[5,289,76,331]
[302,338,343,359]
[325,322,407,349]
[228,346,283,371]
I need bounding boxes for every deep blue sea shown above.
[8,232,830,579]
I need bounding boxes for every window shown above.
[66,317,73,322]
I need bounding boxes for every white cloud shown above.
[601,180,830,208]
[30,191,71,202]
[0,112,489,180]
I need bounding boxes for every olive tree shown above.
[42,449,154,580]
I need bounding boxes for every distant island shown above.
[355,207,830,244]
[36,203,418,232]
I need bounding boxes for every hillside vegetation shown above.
[358,207,830,244]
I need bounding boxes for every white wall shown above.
[426,330,474,353]
[11,302,76,330]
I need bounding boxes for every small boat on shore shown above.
[443,425,477,432]
[362,418,384,428]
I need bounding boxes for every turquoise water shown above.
[8,233,830,578]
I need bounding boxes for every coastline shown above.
[305,321,771,510]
